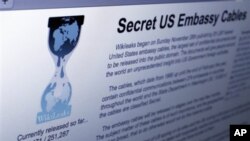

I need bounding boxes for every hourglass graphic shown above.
[37,15,84,124]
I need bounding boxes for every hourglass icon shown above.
[37,15,84,124]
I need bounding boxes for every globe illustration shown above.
[37,15,84,124]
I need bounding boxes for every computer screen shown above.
[0,0,250,141]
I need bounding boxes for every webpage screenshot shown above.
[0,0,250,141]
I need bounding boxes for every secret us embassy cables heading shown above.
[117,9,247,33]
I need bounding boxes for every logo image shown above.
[37,15,84,124]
